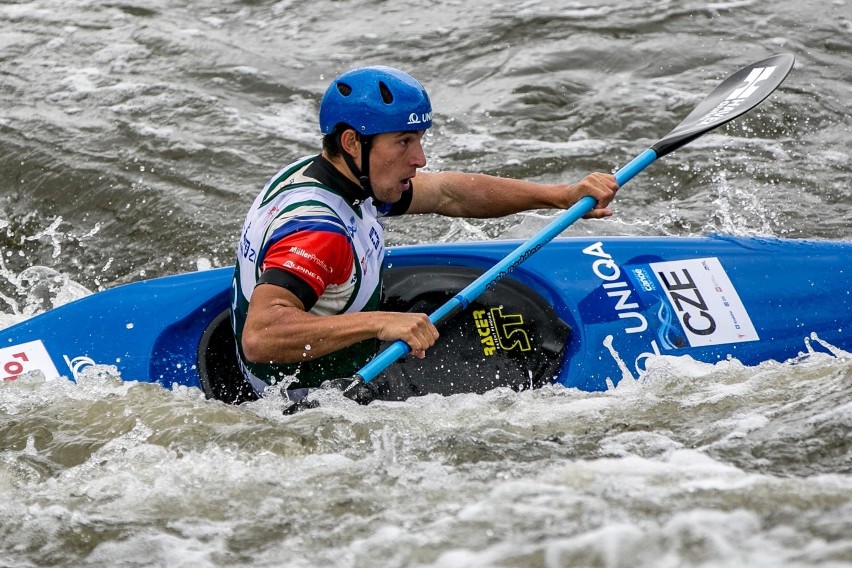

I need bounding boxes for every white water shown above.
[1,349,850,567]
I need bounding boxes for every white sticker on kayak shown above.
[1,339,63,382]
[649,257,759,346]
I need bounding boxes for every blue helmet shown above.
[319,66,433,136]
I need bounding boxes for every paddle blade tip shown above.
[652,53,796,158]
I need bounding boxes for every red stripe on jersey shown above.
[262,231,353,297]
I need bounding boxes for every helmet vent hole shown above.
[337,82,352,96]
[378,81,394,104]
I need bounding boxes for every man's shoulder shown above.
[258,159,347,213]
[265,155,318,185]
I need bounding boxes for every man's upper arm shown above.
[259,230,353,310]
[406,171,447,214]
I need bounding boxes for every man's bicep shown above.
[256,267,317,311]
[248,281,305,313]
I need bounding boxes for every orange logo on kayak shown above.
[473,308,531,356]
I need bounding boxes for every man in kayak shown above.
[231,65,618,400]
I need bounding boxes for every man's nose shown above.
[411,140,426,168]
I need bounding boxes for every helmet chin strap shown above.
[336,130,374,199]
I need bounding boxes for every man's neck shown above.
[309,154,371,206]
[321,151,361,186]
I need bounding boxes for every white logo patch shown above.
[407,111,432,125]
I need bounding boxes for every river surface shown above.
[1,0,851,567]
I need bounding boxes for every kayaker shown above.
[231,65,618,400]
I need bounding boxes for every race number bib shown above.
[648,257,759,346]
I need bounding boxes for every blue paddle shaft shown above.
[353,148,659,384]
[615,148,658,186]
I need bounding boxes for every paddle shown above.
[343,53,795,399]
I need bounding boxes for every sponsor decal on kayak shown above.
[1,340,106,383]
[1,339,62,382]
[583,243,761,385]
[473,307,531,356]
[582,242,649,335]
[632,267,657,292]
[583,242,759,349]
[62,354,99,381]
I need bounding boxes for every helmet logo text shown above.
[407,112,432,126]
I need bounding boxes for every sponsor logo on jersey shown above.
[283,260,324,287]
[288,246,332,275]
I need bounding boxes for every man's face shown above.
[367,130,427,203]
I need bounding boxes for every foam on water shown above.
[1,345,850,566]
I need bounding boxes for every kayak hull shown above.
[1,236,849,398]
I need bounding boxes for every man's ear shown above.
[339,128,361,160]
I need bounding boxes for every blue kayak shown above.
[1,235,849,402]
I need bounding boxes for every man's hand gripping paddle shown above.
[291,54,795,412]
